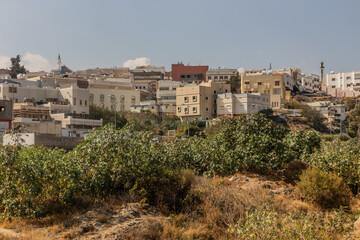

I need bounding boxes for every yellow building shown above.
[241,70,291,109]
[176,81,231,121]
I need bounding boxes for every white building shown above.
[297,73,320,92]
[156,80,182,116]
[206,67,238,82]
[130,100,159,115]
[325,71,360,91]
[217,93,270,116]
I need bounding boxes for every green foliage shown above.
[176,124,204,137]
[283,160,308,184]
[9,55,26,79]
[284,100,327,131]
[303,139,360,194]
[343,97,357,111]
[226,75,241,93]
[89,104,127,129]
[345,103,360,138]
[297,167,352,209]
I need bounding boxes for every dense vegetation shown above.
[0,113,359,238]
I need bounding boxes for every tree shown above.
[345,103,360,138]
[226,75,241,93]
[9,55,26,79]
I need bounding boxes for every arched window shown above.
[100,94,104,103]
[131,96,136,104]
[120,95,125,103]
[110,95,116,104]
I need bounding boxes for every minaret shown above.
[57,54,62,71]
[320,61,325,91]
[269,62,272,70]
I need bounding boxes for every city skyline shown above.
[0,0,359,74]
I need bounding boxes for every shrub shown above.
[283,160,308,184]
[296,167,352,209]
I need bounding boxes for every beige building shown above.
[217,93,270,116]
[176,81,231,121]
[241,71,291,109]
[89,86,140,111]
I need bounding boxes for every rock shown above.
[355,217,360,232]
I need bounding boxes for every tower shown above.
[320,61,325,91]
[57,54,62,71]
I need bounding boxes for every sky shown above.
[0,0,359,74]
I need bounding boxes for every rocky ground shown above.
[0,173,359,240]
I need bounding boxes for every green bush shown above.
[296,167,352,209]
[283,160,308,184]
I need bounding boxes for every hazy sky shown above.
[0,0,359,74]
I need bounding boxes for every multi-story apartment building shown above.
[156,80,182,116]
[206,67,238,82]
[241,70,291,109]
[171,63,208,84]
[325,71,360,91]
[176,81,230,121]
[217,93,270,116]
[297,73,320,92]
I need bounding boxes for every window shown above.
[85,100,87,106]
[214,90,217,94]
[177,107,181,112]
[187,75,190,78]
[275,81,280,86]
[267,90,270,94]
[192,96,197,102]
[100,94,104,103]
[121,95,125,102]
[205,107,209,112]
[89,93,94,104]
[79,100,82,105]
[258,82,262,85]
[110,95,116,103]
[225,89,228,93]
[205,96,209,100]
[131,96,136,103]
[184,97,189,102]
[208,76,212,80]
[9,86,17,93]
[73,97,77,105]
[347,84,351,87]
[273,88,281,95]
[332,86,336,88]
[220,76,223,80]
[172,87,176,90]
[347,76,351,80]
[184,107,188,113]
[159,87,169,90]
[214,76,218,80]
[224,76,228,80]
[181,75,185,78]
[226,105,231,109]
[332,78,336,81]
[245,82,250,85]
[192,107,197,113]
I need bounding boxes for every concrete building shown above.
[305,101,346,122]
[297,73,320,92]
[176,81,231,121]
[217,93,270,116]
[89,86,140,111]
[130,100,159,115]
[206,67,238,82]
[241,70,291,109]
[322,71,360,97]
[156,80,182,116]
[171,63,208,84]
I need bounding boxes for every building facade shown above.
[206,67,238,82]
[217,93,270,116]
[176,81,230,121]
[241,70,291,109]
[297,74,320,92]
[156,80,182,116]
[171,63,208,83]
